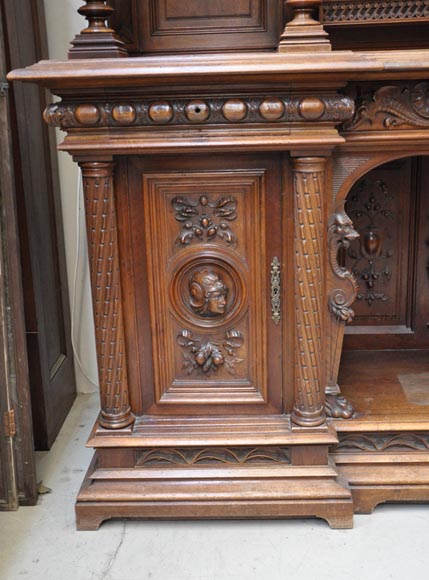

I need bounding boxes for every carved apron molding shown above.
[44,94,354,129]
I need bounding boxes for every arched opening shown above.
[338,156,429,422]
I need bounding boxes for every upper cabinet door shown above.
[120,154,285,416]
[110,0,283,54]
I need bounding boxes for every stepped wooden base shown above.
[76,453,354,530]
[334,451,429,514]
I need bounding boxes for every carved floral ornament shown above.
[344,82,429,131]
[172,195,237,247]
[345,178,394,306]
[43,95,354,129]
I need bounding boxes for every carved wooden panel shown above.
[320,2,429,50]
[135,446,291,466]
[344,157,429,350]
[322,1,429,25]
[336,432,429,453]
[344,159,413,326]
[108,0,429,54]
[136,0,282,53]
[125,155,283,412]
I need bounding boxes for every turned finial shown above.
[279,0,331,53]
[78,1,115,34]
[69,1,128,59]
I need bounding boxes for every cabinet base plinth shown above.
[76,453,354,530]
[335,451,429,515]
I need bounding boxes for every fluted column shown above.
[291,157,326,427]
[80,161,134,429]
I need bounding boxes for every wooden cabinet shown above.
[9,0,429,528]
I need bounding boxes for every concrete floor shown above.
[1,394,429,580]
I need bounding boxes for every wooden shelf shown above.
[336,350,429,431]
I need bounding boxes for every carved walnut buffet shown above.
[10,0,429,529]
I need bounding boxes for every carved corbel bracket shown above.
[326,206,359,420]
[328,207,359,323]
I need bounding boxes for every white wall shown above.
[43,0,98,393]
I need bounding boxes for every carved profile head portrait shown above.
[189,269,228,316]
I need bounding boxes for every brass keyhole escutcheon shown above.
[271,257,281,325]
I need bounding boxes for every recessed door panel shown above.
[124,155,284,415]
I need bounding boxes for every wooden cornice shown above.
[8,49,429,90]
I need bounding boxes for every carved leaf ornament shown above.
[345,82,429,131]
[172,195,237,246]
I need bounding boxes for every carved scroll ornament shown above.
[328,209,359,323]
[344,82,429,131]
